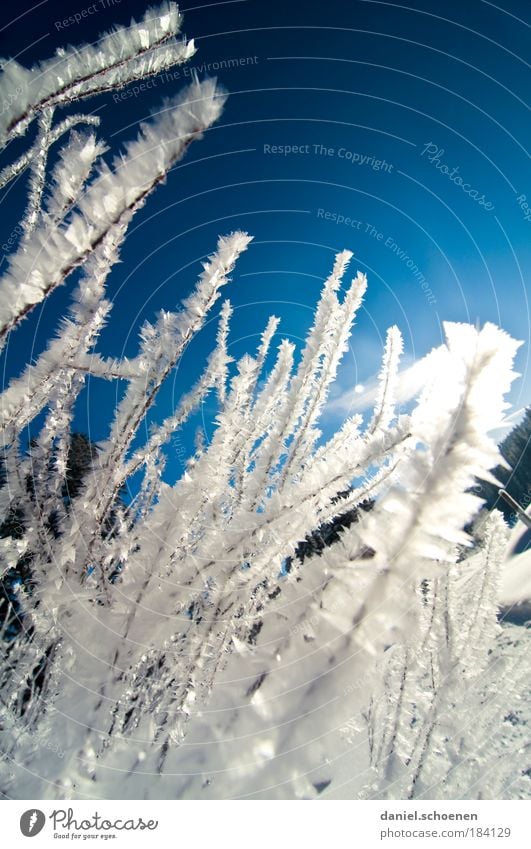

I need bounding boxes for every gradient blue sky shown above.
[1,0,530,488]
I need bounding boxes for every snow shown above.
[501,515,531,604]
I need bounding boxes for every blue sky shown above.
[0,0,530,489]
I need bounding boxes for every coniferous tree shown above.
[475,407,531,524]
[0,433,107,640]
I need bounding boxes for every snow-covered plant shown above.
[0,2,208,346]
[0,6,527,801]
[360,510,530,799]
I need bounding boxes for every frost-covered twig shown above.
[21,108,54,238]
[0,114,101,191]
[0,77,226,346]
[0,2,194,147]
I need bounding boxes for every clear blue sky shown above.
[1,0,530,489]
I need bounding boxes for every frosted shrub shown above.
[0,3,528,800]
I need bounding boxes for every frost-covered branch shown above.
[0,77,226,346]
[0,114,101,191]
[0,2,194,146]
[21,107,54,238]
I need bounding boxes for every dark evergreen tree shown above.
[0,434,100,640]
[475,407,531,525]
[286,496,374,570]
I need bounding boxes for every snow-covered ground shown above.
[500,509,531,622]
